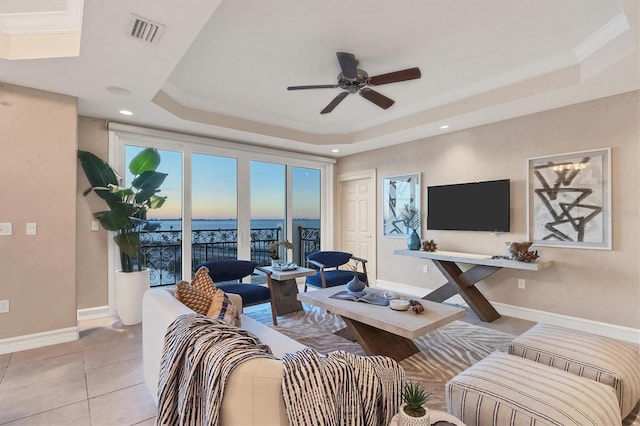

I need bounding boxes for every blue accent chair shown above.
[194,260,277,325]
[305,251,368,291]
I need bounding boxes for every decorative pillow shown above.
[191,266,217,297]
[176,280,212,315]
[207,288,241,327]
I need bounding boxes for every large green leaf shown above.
[98,210,134,232]
[78,151,122,205]
[114,232,141,257]
[132,171,167,191]
[129,148,161,175]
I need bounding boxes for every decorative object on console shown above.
[383,173,420,238]
[528,148,611,250]
[421,239,437,252]
[399,203,422,250]
[398,381,431,426]
[509,241,539,263]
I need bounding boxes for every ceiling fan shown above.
[287,52,421,114]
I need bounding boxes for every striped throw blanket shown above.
[156,314,274,426]
[282,348,405,426]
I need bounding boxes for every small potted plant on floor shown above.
[398,381,431,426]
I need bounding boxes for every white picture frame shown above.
[382,173,420,237]
[527,148,611,250]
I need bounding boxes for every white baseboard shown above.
[77,305,111,321]
[374,280,640,344]
[0,326,79,355]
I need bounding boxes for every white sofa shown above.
[142,288,306,425]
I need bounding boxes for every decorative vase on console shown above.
[407,230,421,250]
[399,204,422,251]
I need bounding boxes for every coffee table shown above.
[298,285,465,361]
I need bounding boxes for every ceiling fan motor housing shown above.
[338,69,368,93]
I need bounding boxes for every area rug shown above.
[243,303,513,413]
[243,303,640,425]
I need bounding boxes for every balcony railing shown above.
[139,226,320,286]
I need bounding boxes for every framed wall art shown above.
[382,173,420,237]
[527,148,611,250]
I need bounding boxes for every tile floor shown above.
[0,300,533,426]
[0,317,155,426]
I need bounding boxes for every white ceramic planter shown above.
[398,403,430,426]
[115,268,150,325]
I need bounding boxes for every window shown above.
[109,124,334,287]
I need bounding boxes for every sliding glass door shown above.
[251,161,286,265]
[111,125,334,287]
[124,145,182,286]
[191,153,238,270]
[292,166,321,265]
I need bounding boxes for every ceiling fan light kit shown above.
[287,52,421,114]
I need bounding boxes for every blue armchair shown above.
[194,260,277,325]
[305,251,368,291]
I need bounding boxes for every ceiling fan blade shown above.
[368,67,421,86]
[337,52,358,79]
[360,88,395,109]
[321,92,349,114]
[287,84,340,90]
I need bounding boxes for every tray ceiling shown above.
[1,0,638,157]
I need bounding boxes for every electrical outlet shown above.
[91,220,100,232]
[518,279,526,289]
[0,300,9,313]
[0,223,12,236]
[422,264,429,273]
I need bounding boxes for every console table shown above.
[394,250,553,322]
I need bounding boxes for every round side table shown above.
[389,410,466,426]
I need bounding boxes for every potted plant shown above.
[268,239,293,266]
[399,204,421,250]
[78,148,167,325]
[398,381,431,426]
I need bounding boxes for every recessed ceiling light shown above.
[331,149,340,153]
[440,125,449,129]
[119,110,133,116]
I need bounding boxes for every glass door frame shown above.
[107,124,335,303]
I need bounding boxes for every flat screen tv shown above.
[427,179,510,232]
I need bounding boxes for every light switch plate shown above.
[0,223,12,235]
[26,222,37,235]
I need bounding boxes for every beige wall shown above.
[0,83,78,339]
[336,90,640,329]
[76,116,110,309]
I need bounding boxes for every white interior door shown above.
[338,170,376,283]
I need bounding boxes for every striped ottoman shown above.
[446,352,621,426]
[509,323,640,418]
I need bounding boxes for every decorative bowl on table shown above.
[389,299,410,311]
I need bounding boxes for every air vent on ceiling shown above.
[128,14,165,44]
